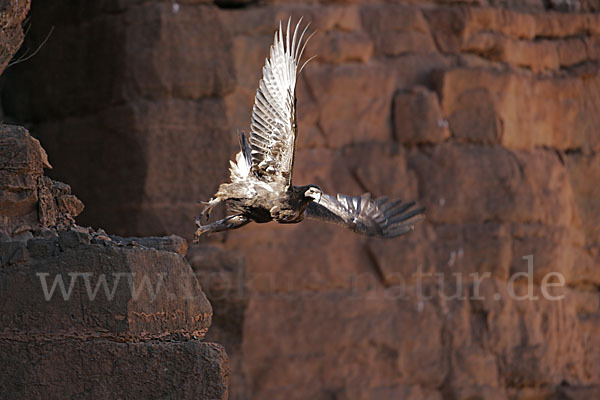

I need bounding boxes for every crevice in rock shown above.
[213,0,257,10]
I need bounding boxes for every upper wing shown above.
[305,193,425,238]
[249,19,312,187]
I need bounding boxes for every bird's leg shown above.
[194,214,250,242]
[200,197,220,221]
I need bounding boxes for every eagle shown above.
[194,19,424,241]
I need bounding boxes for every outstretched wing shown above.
[249,18,312,187]
[305,193,425,238]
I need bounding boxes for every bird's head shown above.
[303,185,322,203]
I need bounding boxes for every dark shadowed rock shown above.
[0,125,83,236]
[2,2,235,240]
[0,117,228,397]
[0,339,229,400]
[0,227,212,339]
[188,244,249,400]
[109,233,189,256]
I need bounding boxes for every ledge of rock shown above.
[0,123,229,398]
[0,227,212,340]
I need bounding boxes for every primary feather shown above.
[249,18,310,187]
[306,193,425,238]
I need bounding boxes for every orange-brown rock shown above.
[307,30,373,65]
[408,144,576,226]
[436,67,600,151]
[305,63,396,147]
[361,5,437,56]
[0,0,30,74]
[393,86,450,144]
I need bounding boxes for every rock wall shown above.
[3,1,600,399]
[0,0,30,74]
[0,128,229,397]
[2,0,235,236]
[0,125,83,237]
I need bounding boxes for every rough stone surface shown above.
[3,1,600,400]
[0,125,83,236]
[0,126,228,396]
[361,5,437,57]
[393,86,450,144]
[1,2,234,238]
[0,228,212,339]
[0,0,30,74]
[436,66,600,151]
[188,244,249,400]
[0,340,229,400]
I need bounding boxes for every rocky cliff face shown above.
[0,125,83,237]
[0,128,229,397]
[0,0,30,74]
[2,1,600,399]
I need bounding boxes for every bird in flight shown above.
[194,19,424,241]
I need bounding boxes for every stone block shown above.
[408,144,576,226]
[306,30,373,64]
[393,86,450,144]
[361,5,437,56]
[436,67,600,151]
[0,339,229,400]
[0,229,212,339]
[305,63,395,147]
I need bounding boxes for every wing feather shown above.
[306,193,425,238]
[249,18,311,187]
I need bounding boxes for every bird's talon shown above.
[194,226,206,242]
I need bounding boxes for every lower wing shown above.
[305,192,425,238]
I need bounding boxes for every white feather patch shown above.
[229,151,251,182]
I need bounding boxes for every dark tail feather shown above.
[240,132,252,170]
